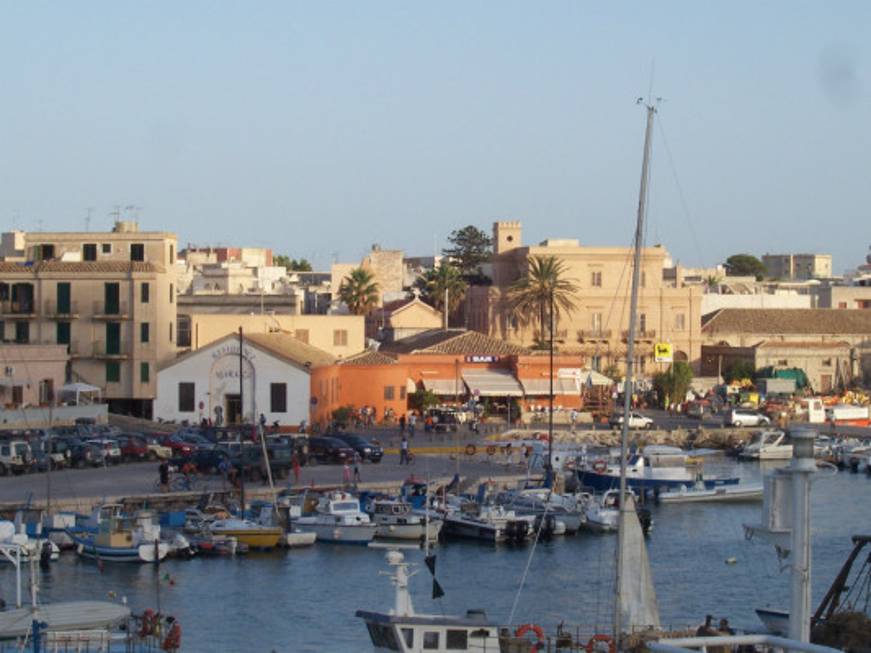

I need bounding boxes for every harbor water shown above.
[4,459,869,652]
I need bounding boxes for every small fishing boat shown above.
[495,487,583,533]
[209,518,283,550]
[657,481,764,504]
[295,491,377,545]
[442,505,530,544]
[738,430,793,460]
[0,521,59,563]
[67,505,169,563]
[369,498,442,542]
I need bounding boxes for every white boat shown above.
[580,490,620,532]
[738,430,793,460]
[295,491,377,545]
[285,530,317,547]
[658,482,764,504]
[442,505,530,543]
[0,521,59,563]
[495,487,583,533]
[370,499,442,542]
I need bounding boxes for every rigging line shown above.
[655,115,703,264]
[507,491,552,626]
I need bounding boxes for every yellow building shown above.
[467,221,703,376]
[0,222,177,417]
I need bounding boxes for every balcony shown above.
[578,329,612,342]
[621,329,657,341]
[43,300,80,318]
[0,300,37,318]
[92,340,128,359]
[92,301,129,319]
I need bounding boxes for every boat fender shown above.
[592,460,608,473]
[586,633,615,653]
[486,445,496,456]
[139,609,158,638]
[465,444,477,456]
[161,618,181,652]
[515,623,545,652]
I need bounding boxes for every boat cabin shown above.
[357,610,501,652]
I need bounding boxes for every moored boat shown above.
[369,498,442,542]
[295,491,377,545]
[657,482,764,504]
[209,518,283,549]
[66,505,169,563]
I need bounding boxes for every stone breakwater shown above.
[497,427,757,450]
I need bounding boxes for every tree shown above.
[652,361,694,408]
[339,267,379,315]
[724,254,766,279]
[442,225,492,282]
[414,262,468,317]
[724,360,756,384]
[507,255,579,349]
[274,255,313,271]
[408,389,438,413]
[703,275,722,293]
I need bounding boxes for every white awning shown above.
[61,382,101,393]
[421,378,464,396]
[519,377,579,396]
[579,369,614,387]
[461,370,523,397]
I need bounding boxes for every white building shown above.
[155,331,334,426]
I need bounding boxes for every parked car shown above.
[0,439,33,475]
[65,438,102,468]
[116,434,151,462]
[426,409,459,433]
[85,439,123,465]
[608,412,655,429]
[173,447,231,475]
[307,437,355,464]
[724,408,771,428]
[141,434,174,460]
[332,433,383,463]
[40,436,70,469]
[159,434,197,457]
[29,443,52,473]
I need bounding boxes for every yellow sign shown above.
[654,342,673,363]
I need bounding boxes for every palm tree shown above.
[339,268,380,315]
[414,262,468,316]
[507,255,579,347]
[703,275,721,294]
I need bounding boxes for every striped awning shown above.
[519,377,579,396]
[461,370,524,397]
[421,378,464,396]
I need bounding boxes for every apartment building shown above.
[762,253,833,281]
[466,221,702,376]
[0,222,177,417]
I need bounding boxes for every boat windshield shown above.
[332,502,359,512]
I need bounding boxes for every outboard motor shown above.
[39,541,52,569]
[636,508,653,536]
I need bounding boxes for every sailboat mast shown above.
[614,101,656,645]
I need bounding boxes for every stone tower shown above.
[493,221,522,255]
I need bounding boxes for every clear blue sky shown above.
[1,2,869,272]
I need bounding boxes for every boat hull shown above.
[285,530,317,547]
[295,521,377,544]
[68,534,169,563]
[374,520,443,541]
[658,484,764,504]
[576,470,739,493]
[210,527,283,549]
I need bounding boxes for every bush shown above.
[652,362,694,408]
[331,405,356,428]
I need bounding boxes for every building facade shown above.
[762,253,833,281]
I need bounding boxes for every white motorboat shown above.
[442,505,530,543]
[738,430,793,460]
[295,491,377,545]
[657,482,764,504]
[495,487,583,534]
[369,499,442,542]
[580,490,620,533]
[0,521,59,563]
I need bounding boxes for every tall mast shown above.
[239,327,244,424]
[614,101,656,646]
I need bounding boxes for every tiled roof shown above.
[756,340,852,350]
[244,332,336,369]
[338,350,398,366]
[0,261,165,274]
[702,309,871,335]
[377,297,440,316]
[380,329,528,356]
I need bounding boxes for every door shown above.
[225,394,242,424]
[106,322,121,356]
[104,283,120,315]
[820,374,833,394]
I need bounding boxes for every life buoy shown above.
[592,459,608,473]
[515,623,545,652]
[465,444,477,456]
[161,621,182,652]
[486,445,496,456]
[586,633,615,653]
[138,609,157,638]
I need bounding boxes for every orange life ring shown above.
[592,459,608,473]
[586,633,615,653]
[138,609,157,638]
[486,445,496,456]
[161,622,182,652]
[515,623,545,652]
[464,444,477,456]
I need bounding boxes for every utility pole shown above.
[615,100,656,648]
[443,287,449,329]
[547,288,554,488]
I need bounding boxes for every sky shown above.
[1,2,869,272]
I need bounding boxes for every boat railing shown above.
[648,633,841,653]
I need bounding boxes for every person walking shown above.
[291,452,301,485]
[399,435,409,465]
[158,460,170,493]
[570,408,578,433]
[408,412,417,438]
[342,461,351,487]
[399,414,406,435]
[353,452,362,486]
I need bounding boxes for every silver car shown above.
[724,408,771,427]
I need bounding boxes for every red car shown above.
[159,434,195,457]
[117,434,150,462]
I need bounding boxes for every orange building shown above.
[309,329,590,427]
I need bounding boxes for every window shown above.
[838,302,847,309]
[639,313,647,333]
[15,321,29,344]
[140,322,150,343]
[39,379,53,404]
[130,243,145,261]
[169,321,173,342]
[270,383,287,413]
[57,282,71,314]
[106,322,121,355]
[101,243,111,254]
[57,321,71,345]
[169,244,174,263]
[83,243,97,261]
[169,283,174,303]
[446,630,469,649]
[333,329,348,346]
[674,313,686,331]
[104,282,120,314]
[295,329,310,344]
[777,359,788,367]
[591,312,603,332]
[106,361,120,383]
[822,358,832,367]
[401,628,414,648]
[423,632,440,649]
[0,320,4,341]
[38,244,55,260]
[140,362,150,383]
[384,386,395,400]
[400,386,407,400]
[12,386,23,405]
[178,383,195,412]
[141,282,150,303]
[591,270,603,287]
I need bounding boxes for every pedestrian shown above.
[399,414,406,434]
[291,452,301,485]
[342,461,351,487]
[408,412,417,438]
[353,452,362,485]
[158,460,170,493]
[259,413,267,430]
[400,435,409,465]
[570,408,578,432]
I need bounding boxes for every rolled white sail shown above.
[617,494,660,632]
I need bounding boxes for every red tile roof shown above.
[702,308,871,335]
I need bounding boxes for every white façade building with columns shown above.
[155,331,335,426]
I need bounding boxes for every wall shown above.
[816,286,871,309]
[0,344,68,408]
[309,363,409,426]
[702,293,812,314]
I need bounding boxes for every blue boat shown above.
[66,504,169,563]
